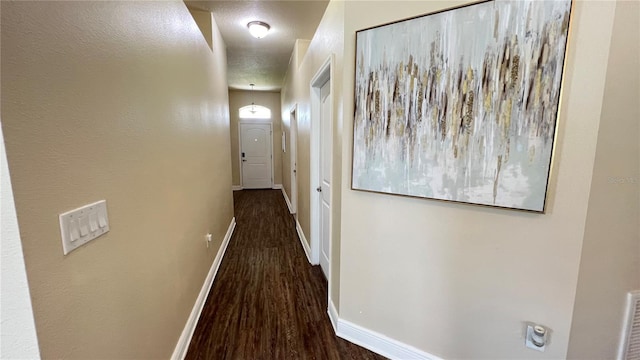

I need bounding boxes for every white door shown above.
[240,122,272,189]
[319,81,331,278]
[290,108,298,214]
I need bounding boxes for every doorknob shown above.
[316,186,322,192]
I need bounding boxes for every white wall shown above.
[0,123,41,359]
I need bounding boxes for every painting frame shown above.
[351,0,573,213]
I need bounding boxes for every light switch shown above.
[98,212,107,228]
[89,213,98,232]
[59,200,110,255]
[79,215,89,236]
[69,219,80,242]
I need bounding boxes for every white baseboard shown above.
[328,299,338,333]
[335,317,441,360]
[281,188,294,214]
[234,185,282,191]
[171,217,236,360]
[295,219,312,264]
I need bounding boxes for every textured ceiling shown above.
[186,0,329,91]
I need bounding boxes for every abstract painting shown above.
[352,0,572,212]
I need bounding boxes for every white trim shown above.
[289,104,298,214]
[310,54,333,89]
[171,217,237,360]
[232,185,243,191]
[295,218,313,264]
[309,54,334,267]
[336,318,441,360]
[272,184,282,190]
[327,299,338,333]
[281,188,294,214]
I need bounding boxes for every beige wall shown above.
[188,8,213,51]
[281,39,310,206]
[567,1,640,357]
[339,1,617,358]
[229,90,282,187]
[281,1,345,304]
[1,2,233,358]
[283,0,637,358]
[282,100,292,205]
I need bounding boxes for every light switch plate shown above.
[59,200,110,255]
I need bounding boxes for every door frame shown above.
[238,119,274,189]
[289,105,298,214]
[310,54,334,278]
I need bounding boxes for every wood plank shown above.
[185,189,386,360]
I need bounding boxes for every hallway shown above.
[185,190,384,360]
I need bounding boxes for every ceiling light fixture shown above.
[249,83,256,113]
[247,21,270,39]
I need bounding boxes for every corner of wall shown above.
[187,7,214,51]
[0,123,41,359]
[567,0,640,357]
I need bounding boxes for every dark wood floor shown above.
[185,189,386,360]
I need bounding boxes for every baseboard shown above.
[328,299,338,333]
[171,217,237,360]
[335,318,441,360]
[234,185,281,191]
[281,188,294,214]
[295,219,312,264]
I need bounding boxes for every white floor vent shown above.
[619,291,640,360]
